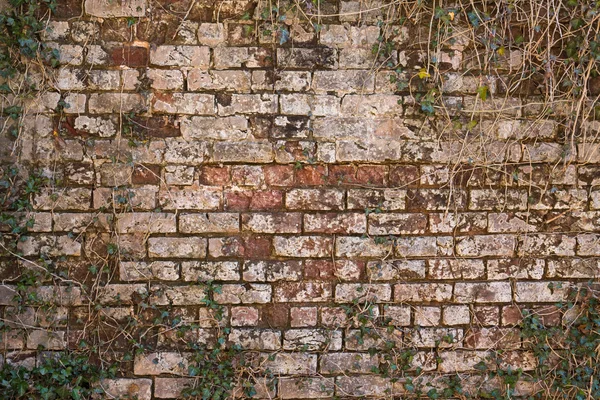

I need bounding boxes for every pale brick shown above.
[384,305,411,326]
[116,213,176,233]
[120,261,179,281]
[243,261,302,282]
[213,47,272,69]
[85,0,146,17]
[179,213,239,233]
[456,235,516,257]
[279,377,334,399]
[150,45,210,67]
[335,236,392,257]
[158,186,221,210]
[304,212,366,234]
[515,282,569,303]
[88,93,146,113]
[312,70,375,93]
[134,352,188,375]
[212,141,274,163]
[228,329,280,350]
[283,329,342,351]
[273,236,333,257]
[182,261,239,281]
[153,93,215,115]
[395,236,454,257]
[394,283,453,303]
[180,116,249,140]
[443,305,471,325]
[187,70,251,92]
[261,352,317,374]
[214,284,271,304]
[149,284,207,306]
[335,376,390,397]
[147,69,184,90]
[154,378,194,398]
[275,282,332,302]
[335,283,391,303]
[454,282,512,303]
[197,23,226,46]
[100,379,152,400]
[367,260,426,280]
[148,237,207,258]
[218,94,278,116]
[428,259,486,280]
[242,212,301,233]
[280,94,340,116]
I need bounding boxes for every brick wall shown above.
[1,0,599,398]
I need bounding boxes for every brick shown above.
[283,329,342,351]
[367,260,426,280]
[188,70,251,91]
[395,236,454,257]
[147,69,184,90]
[304,212,366,234]
[518,234,575,256]
[384,305,411,326]
[277,47,337,69]
[281,94,339,116]
[228,329,280,350]
[213,141,274,163]
[274,236,332,257]
[116,213,176,233]
[290,307,318,327]
[231,307,259,327]
[85,0,146,17]
[368,213,426,235]
[242,212,301,233]
[148,237,206,258]
[335,283,391,303]
[179,213,239,233]
[197,23,226,46]
[394,283,453,303]
[154,378,194,398]
[335,376,391,397]
[180,116,248,140]
[456,235,516,257]
[158,186,221,210]
[487,259,544,280]
[464,327,520,349]
[214,284,271,304]
[454,282,512,303]
[231,165,264,186]
[120,261,179,281]
[429,212,487,233]
[218,94,278,116]
[96,284,147,305]
[275,282,332,302]
[225,190,283,211]
[439,351,490,373]
[27,330,66,350]
[261,352,317,374]
[181,261,239,281]
[547,258,600,278]
[286,189,344,210]
[153,93,215,115]
[100,379,152,400]
[312,70,375,93]
[335,236,392,257]
[443,305,471,325]
[88,93,146,113]
[243,261,302,282]
[18,236,81,257]
[134,352,188,375]
[110,45,148,67]
[515,282,569,303]
[213,47,273,69]
[208,236,271,258]
[34,188,91,211]
[428,259,486,280]
[279,377,334,399]
[347,189,406,210]
[150,45,210,67]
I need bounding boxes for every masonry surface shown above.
[1,0,599,399]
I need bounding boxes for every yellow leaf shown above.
[497,46,505,56]
[418,68,430,79]
[448,12,455,21]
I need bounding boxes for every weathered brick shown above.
[180,116,248,140]
[213,47,273,69]
[188,70,251,92]
[279,377,334,399]
[368,213,426,235]
[150,45,210,67]
[242,212,301,233]
[120,261,179,281]
[152,93,215,115]
[116,213,176,233]
[367,260,426,280]
[179,213,239,233]
[214,284,271,304]
[274,236,332,257]
[286,189,344,210]
[275,282,332,302]
[456,235,516,257]
[429,259,486,280]
[454,282,512,303]
[335,283,391,303]
[515,282,568,303]
[228,329,280,350]
[283,329,342,351]
[158,186,221,210]
[243,261,302,282]
[134,352,188,375]
[85,0,146,17]
[395,283,453,303]
[182,261,239,281]
[148,237,206,258]
[304,212,366,234]
[100,379,152,400]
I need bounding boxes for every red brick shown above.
[132,165,160,185]
[304,260,335,280]
[231,306,259,326]
[264,165,295,186]
[225,190,283,211]
[328,165,356,184]
[138,116,181,138]
[389,165,419,187]
[356,165,387,185]
[296,165,327,185]
[209,236,272,258]
[198,166,230,186]
[261,304,289,328]
[290,307,318,327]
[110,46,148,67]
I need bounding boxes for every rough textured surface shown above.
[2,0,599,398]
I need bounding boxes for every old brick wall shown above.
[1,0,599,398]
